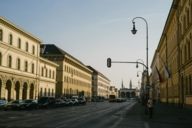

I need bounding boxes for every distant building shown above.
[87,66,110,99]
[119,80,137,98]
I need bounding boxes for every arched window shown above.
[40,88,43,97]
[31,63,34,74]
[0,52,2,65]
[32,45,35,54]
[25,42,28,52]
[44,88,47,96]
[53,71,55,79]
[45,68,48,77]
[48,89,50,96]
[0,29,3,41]
[18,38,21,49]
[41,67,44,76]
[49,69,51,78]
[52,89,54,96]
[8,55,12,68]
[9,34,13,45]
[24,61,28,72]
[17,58,20,70]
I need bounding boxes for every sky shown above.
[0,0,172,89]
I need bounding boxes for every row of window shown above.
[39,88,55,97]
[0,52,55,79]
[65,65,90,81]
[64,76,90,88]
[0,52,35,73]
[41,66,55,79]
[98,82,109,89]
[180,1,192,36]
[180,33,192,65]
[0,29,36,55]
[183,75,192,95]
[63,89,90,97]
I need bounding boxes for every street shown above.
[1,101,192,128]
[0,101,136,128]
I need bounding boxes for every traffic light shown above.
[107,58,111,68]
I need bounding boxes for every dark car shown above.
[20,99,38,110]
[55,99,66,107]
[3,100,24,110]
[38,97,55,108]
[78,97,86,105]
[0,99,7,110]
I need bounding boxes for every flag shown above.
[155,66,163,82]
[164,65,171,78]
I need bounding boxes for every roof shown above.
[87,66,110,81]
[40,44,84,65]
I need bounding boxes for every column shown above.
[19,86,23,100]
[0,81,6,99]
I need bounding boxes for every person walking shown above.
[147,98,153,118]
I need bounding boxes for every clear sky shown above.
[0,0,172,89]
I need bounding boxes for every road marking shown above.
[9,116,17,119]
[144,122,150,128]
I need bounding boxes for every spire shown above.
[121,80,124,89]
[129,80,132,89]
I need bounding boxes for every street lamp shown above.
[137,71,143,77]
[131,17,150,99]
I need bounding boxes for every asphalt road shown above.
[0,101,137,128]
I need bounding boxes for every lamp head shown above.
[136,62,139,68]
[131,21,137,34]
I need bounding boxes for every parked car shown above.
[0,99,7,110]
[20,99,38,110]
[55,99,66,107]
[78,97,86,105]
[70,98,79,105]
[38,97,55,108]
[3,100,24,110]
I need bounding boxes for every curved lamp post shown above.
[136,59,145,71]
[131,17,150,99]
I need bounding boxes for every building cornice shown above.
[0,16,42,44]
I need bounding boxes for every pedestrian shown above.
[147,98,153,118]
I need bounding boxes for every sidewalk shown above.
[123,102,192,128]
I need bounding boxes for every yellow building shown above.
[0,17,58,101]
[39,57,58,97]
[151,0,192,107]
[87,66,110,99]
[40,44,93,99]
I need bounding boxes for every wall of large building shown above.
[0,17,57,101]
[151,0,192,106]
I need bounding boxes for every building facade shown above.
[151,0,192,107]
[39,57,58,97]
[0,17,57,101]
[87,66,110,99]
[40,44,93,99]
